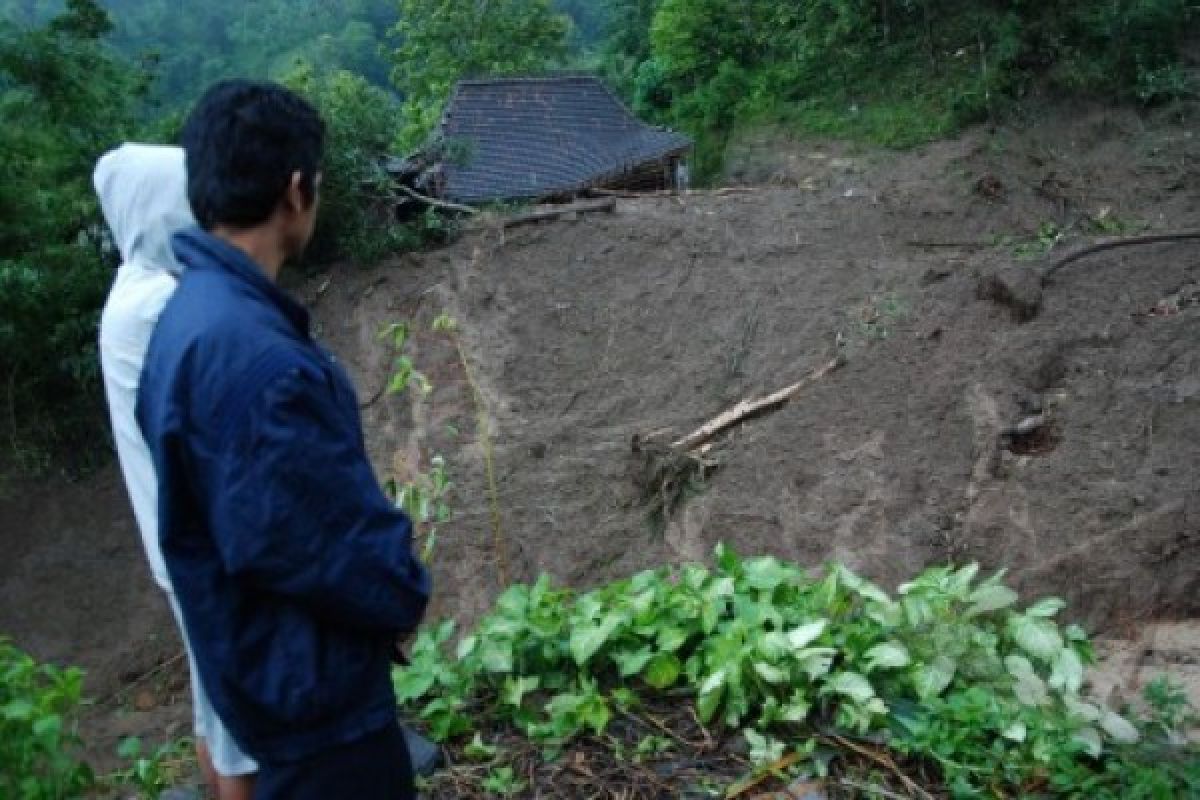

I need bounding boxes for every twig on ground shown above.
[838,778,915,800]
[824,734,934,800]
[93,651,186,711]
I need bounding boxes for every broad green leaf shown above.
[1064,694,1101,722]
[1064,623,1090,643]
[1009,614,1064,662]
[780,691,811,722]
[865,600,903,628]
[1100,710,1140,743]
[715,542,741,575]
[580,696,611,735]
[744,729,786,766]
[656,626,689,652]
[1002,721,1027,742]
[464,733,498,759]
[1072,726,1103,757]
[708,576,736,598]
[965,584,1019,617]
[902,596,934,628]
[863,641,911,672]
[758,631,790,660]
[116,736,142,759]
[501,675,539,708]
[392,667,437,703]
[613,647,654,677]
[1025,597,1067,618]
[786,620,828,650]
[753,661,788,685]
[1004,653,1036,677]
[696,669,726,723]
[1049,647,1084,694]
[948,563,981,595]
[824,671,875,703]
[912,656,956,700]
[1,699,34,721]
[1013,670,1049,707]
[456,634,478,660]
[569,614,620,666]
[835,564,893,604]
[643,652,683,689]
[795,647,837,680]
[480,639,514,673]
[1007,655,1049,706]
[742,557,793,591]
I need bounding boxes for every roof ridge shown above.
[455,71,604,87]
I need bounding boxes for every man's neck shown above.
[212,225,286,282]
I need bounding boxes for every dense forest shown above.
[1,0,1196,469]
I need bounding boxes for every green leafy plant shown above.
[107,736,194,798]
[394,547,1199,797]
[0,638,94,799]
[379,321,432,396]
[480,764,527,796]
[283,62,405,265]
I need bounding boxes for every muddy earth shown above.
[1,104,1197,768]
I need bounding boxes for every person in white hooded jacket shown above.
[95,143,257,800]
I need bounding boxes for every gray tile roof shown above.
[436,75,692,203]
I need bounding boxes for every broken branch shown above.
[397,184,478,215]
[503,197,616,228]
[671,356,844,452]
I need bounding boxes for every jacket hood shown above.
[94,143,194,276]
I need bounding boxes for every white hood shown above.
[95,143,194,591]
[94,143,194,277]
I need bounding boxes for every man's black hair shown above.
[181,80,325,230]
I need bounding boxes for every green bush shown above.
[0,638,94,799]
[397,547,1200,797]
[283,63,407,264]
[616,0,1197,180]
[0,0,143,472]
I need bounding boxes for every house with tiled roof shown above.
[402,74,692,204]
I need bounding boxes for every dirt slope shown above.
[320,105,1200,635]
[1,104,1196,764]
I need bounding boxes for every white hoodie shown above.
[95,143,195,591]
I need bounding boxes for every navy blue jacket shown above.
[137,228,430,763]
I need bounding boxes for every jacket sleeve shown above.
[207,362,430,634]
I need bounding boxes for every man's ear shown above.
[284,170,307,213]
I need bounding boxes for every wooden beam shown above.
[502,197,617,228]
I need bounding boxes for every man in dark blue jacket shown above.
[137,80,430,799]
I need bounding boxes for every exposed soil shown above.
[1,102,1197,775]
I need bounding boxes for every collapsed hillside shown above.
[0,104,1196,772]
[314,106,1199,637]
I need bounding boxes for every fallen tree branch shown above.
[906,240,990,249]
[397,184,478,215]
[1041,230,1200,285]
[585,187,760,199]
[503,197,616,228]
[671,356,844,452]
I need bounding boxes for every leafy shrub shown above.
[0,638,94,799]
[388,0,572,150]
[617,0,1197,180]
[397,546,1199,797]
[283,63,405,265]
[0,0,142,472]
